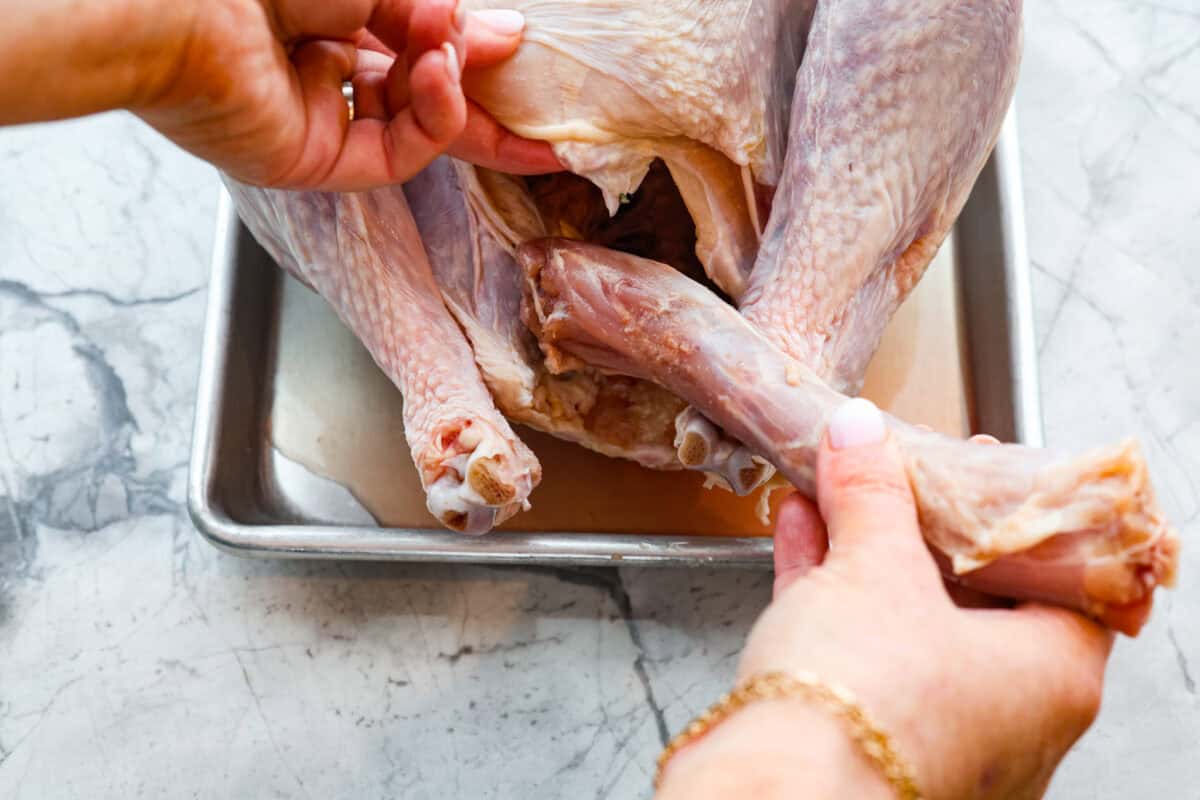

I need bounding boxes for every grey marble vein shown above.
[0,4,1198,797]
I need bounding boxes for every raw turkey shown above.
[461,0,818,296]
[226,0,1181,632]
[404,157,773,493]
[520,237,1179,635]
[228,181,541,534]
[459,0,1022,488]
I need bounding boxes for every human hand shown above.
[1,0,559,187]
[658,399,1113,800]
[121,0,560,188]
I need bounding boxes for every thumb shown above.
[816,399,926,564]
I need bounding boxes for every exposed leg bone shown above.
[674,407,775,496]
[520,238,1179,634]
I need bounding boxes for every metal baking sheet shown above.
[188,115,1041,566]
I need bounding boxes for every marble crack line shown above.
[1136,2,1200,22]
[1047,0,1125,78]
[233,651,314,799]
[436,635,564,664]
[0,281,138,437]
[553,694,619,779]
[0,677,83,769]
[37,284,205,309]
[503,565,671,744]
[1142,35,1200,82]
[608,573,670,747]
[1165,603,1196,696]
[0,279,183,541]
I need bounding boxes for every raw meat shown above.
[227,181,540,533]
[520,238,1179,634]
[404,158,773,492]
[739,0,1022,394]
[460,0,1021,486]
[461,0,818,297]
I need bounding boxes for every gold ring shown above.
[342,81,355,122]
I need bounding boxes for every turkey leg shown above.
[228,181,541,533]
[521,238,1179,634]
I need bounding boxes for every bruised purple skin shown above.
[520,238,1179,635]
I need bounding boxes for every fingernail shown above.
[442,42,460,83]
[828,398,886,450]
[452,0,467,32]
[474,8,526,35]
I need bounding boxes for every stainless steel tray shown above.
[188,116,1041,566]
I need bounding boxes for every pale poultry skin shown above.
[461,0,818,298]
[739,0,1023,394]
[228,181,540,534]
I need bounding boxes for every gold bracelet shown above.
[654,670,923,799]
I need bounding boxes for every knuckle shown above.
[829,466,911,505]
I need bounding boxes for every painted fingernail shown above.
[828,398,886,450]
[442,42,460,83]
[970,433,1001,446]
[452,0,467,32]
[474,9,526,35]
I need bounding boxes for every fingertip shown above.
[1098,598,1154,638]
[816,400,919,551]
[355,48,395,76]
[443,42,461,85]
[463,10,526,66]
[473,9,525,35]
[825,397,887,451]
[772,493,828,597]
[447,104,564,174]
[405,0,464,64]
[969,433,1002,446]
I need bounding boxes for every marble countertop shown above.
[1,3,1197,797]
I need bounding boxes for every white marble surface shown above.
[0,3,1197,797]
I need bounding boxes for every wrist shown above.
[0,0,198,123]
[656,698,894,800]
[113,0,202,112]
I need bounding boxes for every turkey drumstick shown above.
[521,238,1179,635]
[228,182,541,533]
